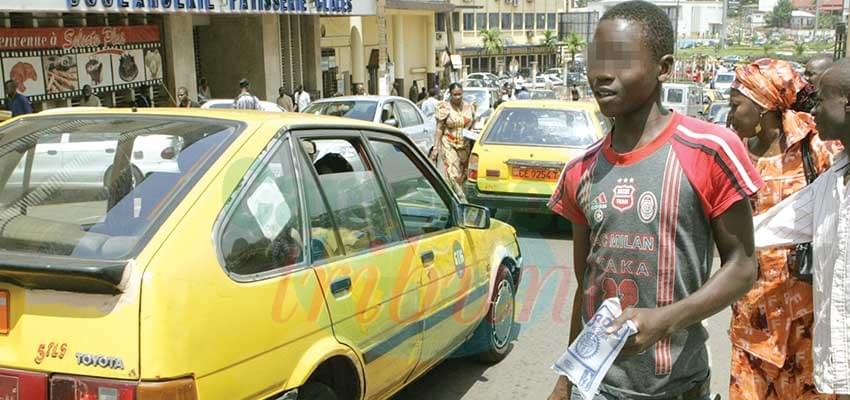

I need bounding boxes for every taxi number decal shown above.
[35,342,68,364]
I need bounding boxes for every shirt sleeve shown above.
[753,180,815,248]
[547,163,588,225]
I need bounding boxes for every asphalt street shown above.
[393,212,733,400]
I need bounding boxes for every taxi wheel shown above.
[298,382,339,400]
[475,265,515,364]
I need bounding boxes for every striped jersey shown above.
[548,112,762,399]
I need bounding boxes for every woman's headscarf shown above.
[732,58,816,143]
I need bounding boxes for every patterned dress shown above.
[730,130,840,400]
[435,100,475,200]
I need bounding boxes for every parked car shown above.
[711,71,736,92]
[528,89,558,99]
[705,101,730,124]
[302,95,435,154]
[0,108,523,400]
[466,72,502,87]
[201,98,286,112]
[465,101,608,215]
[662,83,704,117]
[714,107,731,127]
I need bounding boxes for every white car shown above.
[526,75,564,89]
[711,71,735,93]
[201,98,286,112]
[302,96,435,154]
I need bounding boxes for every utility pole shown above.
[721,0,728,49]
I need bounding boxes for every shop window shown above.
[463,13,474,31]
[481,57,490,72]
[489,13,499,30]
[436,14,446,32]
[513,13,523,30]
[477,13,487,31]
[537,14,547,30]
[548,13,556,30]
[525,13,535,30]
[452,12,461,32]
[472,58,480,72]
[501,13,511,30]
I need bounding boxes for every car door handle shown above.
[421,251,435,267]
[46,150,58,155]
[330,277,351,297]
[105,148,115,154]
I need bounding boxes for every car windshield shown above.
[0,116,238,260]
[464,91,490,111]
[484,108,598,147]
[709,103,728,119]
[303,101,377,121]
[665,88,685,103]
[716,74,734,83]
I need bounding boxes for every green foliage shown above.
[794,41,806,56]
[766,0,792,28]
[480,29,505,55]
[540,30,559,52]
[818,13,839,29]
[564,32,585,63]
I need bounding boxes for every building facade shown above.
[572,0,722,42]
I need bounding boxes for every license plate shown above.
[511,167,560,181]
[0,375,19,400]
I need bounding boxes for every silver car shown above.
[302,96,435,154]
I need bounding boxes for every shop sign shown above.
[6,0,374,15]
[0,25,164,103]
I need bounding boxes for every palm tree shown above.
[564,32,585,68]
[794,41,806,57]
[480,29,504,55]
[540,30,558,52]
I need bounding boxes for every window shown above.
[501,13,511,30]
[68,132,113,143]
[525,13,535,30]
[436,13,446,32]
[484,108,598,147]
[296,142,342,262]
[220,139,304,276]
[370,141,451,237]
[489,13,499,30]
[666,88,684,103]
[452,12,460,32]
[472,58,480,72]
[537,13,546,29]
[396,101,423,127]
[305,138,401,254]
[548,13,556,30]
[463,13,474,31]
[513,13,523,30]
[481,57,490,72]
[477,13,487,30]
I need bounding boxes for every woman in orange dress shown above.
[727,58,841,400]
[430,82,476,200]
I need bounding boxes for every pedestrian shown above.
[176,86,199,108]
[408,80,419,103]
[546,1,762,399]
[5,80,31,117]
[354,83,367,95]
[276,86,294,112]
[78,84,102,107]
[420,86,440,121]
[134,85,152,108]
[418,85,427,102]
[390,82,400,96]
[515,86,530,100]
[753,58,850,399]
[198,77,212,103]
[804,55,833,86]
[430,82,476,200]
[570,85,580,101]
[727,58,840,400]
[233,78,261,110]
[295,85,311,112]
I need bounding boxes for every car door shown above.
[365,133,489,374]
[394,100,432,154]
[293,132,424,399]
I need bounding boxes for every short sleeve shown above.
[673,125,764,219]
[547,163,588,225]
[435,102,450,122]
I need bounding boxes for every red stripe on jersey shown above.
[654,150,680,376]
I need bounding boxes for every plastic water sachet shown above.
[551,297,638,400]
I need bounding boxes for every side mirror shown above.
[384,118,399,127]
[459,204,490,229]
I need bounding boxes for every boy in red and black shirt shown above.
[547,2,763,399]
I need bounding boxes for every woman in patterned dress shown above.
[727,58,841,400]
[429,82,476,200]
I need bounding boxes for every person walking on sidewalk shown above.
[233,79,261,110]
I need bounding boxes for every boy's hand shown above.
[547,376,571,400]
[606,307,675,355]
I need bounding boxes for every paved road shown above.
[394,213,733,399]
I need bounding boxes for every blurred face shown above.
[812,69,850,141]
[587,19,668,117]
[450,87,463,105]
[177,89,188,103]
[279,88,285,96]
[728,89,763,138]
[83,86,92,97]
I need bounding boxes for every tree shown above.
[794,41,806,56]
[480,29,504,55]
[540,30,558,52]
[818,14,838,29]
[763,42,776,55]
[766,0,792,28]
[564,32,585,67]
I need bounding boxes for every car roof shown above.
[11,107,410,140]
[310,95,406,103]
[497,100,598,111]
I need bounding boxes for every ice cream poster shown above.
[2,56,46,97]
[77,52,113,89]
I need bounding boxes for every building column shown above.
[261,15,283,102]
[302,16,323,98]
[163,14,197,104]
[426,13,436,89]
[350,22,365,88]
[392,15,406,95]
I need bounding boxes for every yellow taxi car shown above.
[465,100,608,215]
[0,109,522,400]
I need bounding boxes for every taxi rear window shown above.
[0,116,238,260]
[483,108,598,148]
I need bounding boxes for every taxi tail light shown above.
[50,375,196,400]
[468,154,479,181]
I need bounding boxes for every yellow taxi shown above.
[0,109,522,400]
[465,100,608,214]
